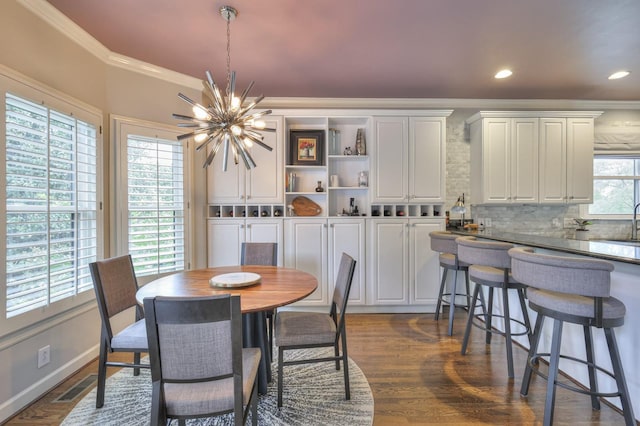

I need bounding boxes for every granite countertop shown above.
[448,229,640,266]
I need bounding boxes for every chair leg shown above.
[447,268,459,336]
[461,283,480,355]
[277,347,284,408]
[96,339,108,408]
[464,269,471,309]
[502,286,514,379]
[434,267,448,321]
[604,327,636,426]
[251,377,258,426]
[133,352,141,376]
[485,287,494,345]
[521,313,544,397]
[334,338,341,370]
[583,325,600,410]
[517,288,533,346]
[341,329,351,400]
[544,319,563,426]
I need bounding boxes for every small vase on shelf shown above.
[315,181,324,192]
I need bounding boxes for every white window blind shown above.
[5,93,97,318]
[123,128,186,277]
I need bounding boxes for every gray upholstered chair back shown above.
[509,247,613,298]
[90,254,139,322]
[241,242,277,266]
[145,295,240,383]
[429,231,459,255]
[456,236,513,269]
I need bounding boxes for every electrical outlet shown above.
[563,217,574,228]
[38,345,50,368]
[484,218,492,228]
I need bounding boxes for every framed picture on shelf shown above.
[289,130,325,166]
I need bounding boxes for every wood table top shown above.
[136,265,318,313]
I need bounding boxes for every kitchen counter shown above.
[448,228,640,265]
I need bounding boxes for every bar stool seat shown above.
[509,246,635,426]
[456,236,532,379]
[429,231,471,336]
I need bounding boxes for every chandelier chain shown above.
[226,16,231,95]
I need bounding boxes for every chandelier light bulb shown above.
[194,133,209,143]
[231,96,241,110]
[192,105,210,120]
[243,138,254,147]
[252,120,266,129]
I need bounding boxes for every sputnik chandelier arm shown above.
[173,5,273,170]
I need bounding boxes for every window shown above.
[2,70,102,332]
[587,155,640,217]
[114,117,190,279]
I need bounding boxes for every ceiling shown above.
[45,0,640,101]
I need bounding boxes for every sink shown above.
[591,239,640,247]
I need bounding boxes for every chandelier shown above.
[173,5,273,170]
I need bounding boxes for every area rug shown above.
[61,348,373,425]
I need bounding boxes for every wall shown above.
[0,1,204,421]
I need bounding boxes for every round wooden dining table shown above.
[136,265,317,310]
[136,265,318,394]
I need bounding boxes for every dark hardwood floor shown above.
[4,311,633,425]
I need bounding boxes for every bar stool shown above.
[456,236,532,379]
[430,231,471,336]
[509,247,635,426]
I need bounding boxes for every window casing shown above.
[1,69,102,335]
[583,154,640,219]
[114,117,190,280]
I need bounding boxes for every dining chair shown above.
[241,242,277,357]
[143,294,260,426]
[89,254,149,408]
[509,247,635,426]
[275,252,356,408]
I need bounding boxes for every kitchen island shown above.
[449,229,639,420]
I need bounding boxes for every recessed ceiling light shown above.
[608,71,630,80]
[495,69,513,79]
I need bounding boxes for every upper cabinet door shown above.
[566,118,594,204]
[208,115,283,204]
[372,117,408,203]
[409,117,446,203]
[510,118,539,203]
[538,118,567,204]
[246,116,284,204]
[481,118,511,203]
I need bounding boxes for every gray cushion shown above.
[163,347,261,417]
[110,318,147,351]
[527,288,626,320]
[469,264,520,285]
[275,311,336,347]
[430,231,459,254]
[439,253,469,268]
[456,236,513,269]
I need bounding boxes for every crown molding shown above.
[18,0,640,110]
[18,0,201,91]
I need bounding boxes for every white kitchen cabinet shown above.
[368,218,444,306]
[372,115,448,204]
[328,218,366,305]
[539,117,596,204]
[467,111,602,205]
[468,116,538,204]
[409,220,444,305]
[284,218,328,306]
[207,218,283,267]
[207,116,283,204]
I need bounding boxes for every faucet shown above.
[633,203,640,240]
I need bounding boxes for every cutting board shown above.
[291,196,322,216]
